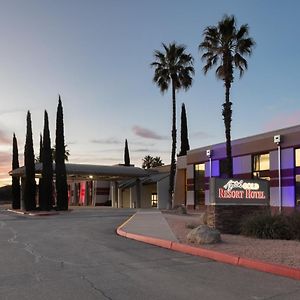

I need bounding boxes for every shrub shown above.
[186,222,198,229]
[173,205,187,215]
[288,212,300,240]
[240,211,293,240]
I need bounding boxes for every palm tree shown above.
[199,15,255,177]
[142,155,164,169]
[142,155,154,169]
[151,42,194,207]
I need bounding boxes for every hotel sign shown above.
[209,178,269,205]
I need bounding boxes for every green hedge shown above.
[240,211,300,240]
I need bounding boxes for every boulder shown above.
[187,225,221,244]
[173,205,187,215]
[199,212,207,225]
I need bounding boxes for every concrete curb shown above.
[117,220,300,281]
[6,209,60,217]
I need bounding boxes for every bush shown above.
[240,211,293,240]
[173,205,187,215]
[288,212,300,240]
[186,222,198,229]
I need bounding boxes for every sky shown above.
[0,0,300,186]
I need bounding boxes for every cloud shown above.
[132,148,151,153]
[132,148,170,154]
[0,108,26,117]
[132,126,168,140]
[191,131,213,139]
[0,151,12,186]
[130,140,155,147]
[0,129,11,145]
[264,110,300,132]
[90,138,122,145]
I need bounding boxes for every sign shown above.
[209,178,269,205]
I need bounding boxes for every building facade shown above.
[174,125,300,212]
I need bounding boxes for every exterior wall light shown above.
[206,149,212,178]
[273,135,282,213]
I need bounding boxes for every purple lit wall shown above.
[233,156,251,177]
[186,164,194,207]
[204,160,220,177]
[270,148,295,207]
[211,160,220,177]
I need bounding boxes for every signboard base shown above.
[207,178,270,234]
[207,205,268,234]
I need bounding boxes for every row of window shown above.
[194,149,300,206]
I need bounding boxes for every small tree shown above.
[12,133,20,209]
[55,96,68,210]
[124,139,130,166]
[51,144,70,161]
[178,103,190,156]
[40,111,53,211]
[142,155,164,169]
[152,156,164,168]
[24,111,36,211]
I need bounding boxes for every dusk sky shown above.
[0,0,300,186]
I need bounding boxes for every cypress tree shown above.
[38,134,43,208]
[40,111,53,211]
[39,134,43,163]
[12,133,21,209]
[55,96,68,210]
[24,111,36,211]
[179,103,190,156]
[124,139,130,166]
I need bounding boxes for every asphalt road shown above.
[0,207,299,300]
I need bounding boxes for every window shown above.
[194,163,205,207]
[151,193,158,207]
[295,175,300,206]
[252,153,270,180]
[295,149,300,167]
[295,149,300,206]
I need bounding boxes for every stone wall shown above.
[207,205,268,234]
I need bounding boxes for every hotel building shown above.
[174,125,300,213]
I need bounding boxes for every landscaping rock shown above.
[187,225,221,244]
[199,212,207,225]
[173,205,187,215]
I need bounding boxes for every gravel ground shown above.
[163,212,300,269]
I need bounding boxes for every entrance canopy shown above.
[10,163,150,181]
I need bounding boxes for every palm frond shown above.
[151,42,194,93]
[199,15,254,82]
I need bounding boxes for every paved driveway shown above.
[0,207,299,300]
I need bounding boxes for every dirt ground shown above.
[163,212,300,269]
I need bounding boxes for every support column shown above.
[74,183,79,205]
[92,181,96,206]
[118,188,123,208]
[135,178,141,208]
[112,182,118,208]
[129,187,133,208]
[84,182,88,206]
[20,177,25,210]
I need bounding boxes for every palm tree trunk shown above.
[168,80,177,208]
[222,81,233,177]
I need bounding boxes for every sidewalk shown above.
[117,210,300,281]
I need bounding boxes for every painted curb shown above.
[117,222,300,281]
